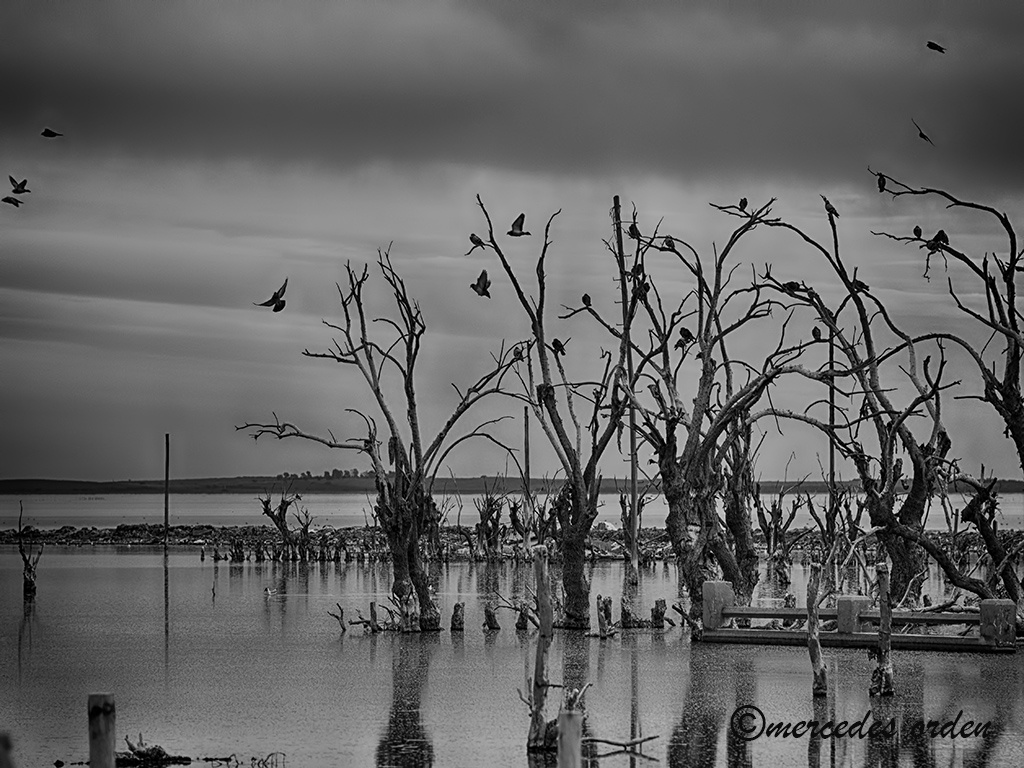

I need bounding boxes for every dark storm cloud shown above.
[3,2,1024,192]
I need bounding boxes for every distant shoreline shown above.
[1,475,1021,496]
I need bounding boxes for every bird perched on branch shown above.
[739,197,748,212]
[512,346,524,361]
[582,293,591,307]
[507,213,531,237]
[2,196,23,207]
[913,225,922,239]
[812,326,822,342]
[851,278,869,293]
[912,119,935,146]
[673,327,695,350]
[552,338,568,357]
[40,127,62,138]
[470,269,491,297]
[9,176,29,194]
[926,41,946,53]
[876,173,886,193]
[934,229,949,245]
[663,235,675,251]
[782,280,803,292]
[627,223,641,240]
[254,278,288,312]
[466,233,485,255]
[821,195,840,218]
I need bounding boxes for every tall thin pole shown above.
[828,329,836,511]
[163,433,169,551]
[612,196,639,581]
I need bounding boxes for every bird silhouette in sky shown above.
[739,197,748,212]
[913,225,922,239]
[926,41,946,54]
[876,173,886,193]
[466,233,485,255]
[2,196,22,207]
[254,278,288,312]
[812,326,822,342]
[470,269,491,297]
[552,338,568,357]
[507,213,531,237]
[627,223,641,240]
[9,176,30,194]
[821,195,840,218]
[912,119,935,146]
[40,128,62,138]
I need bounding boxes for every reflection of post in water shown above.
[375,634,436,767]
[668,644,726,768]
[163,551,170,678]
[806,695,827,768]
[726,656,754,768]
[968,656,1012,768]
[17,599,36,684]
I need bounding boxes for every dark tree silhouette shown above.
[240,248,518,631]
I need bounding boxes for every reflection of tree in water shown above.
[376,634,436,768]
[668,644,727,768]
[17,599,36,684]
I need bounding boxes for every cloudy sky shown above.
[2,1,1023,483]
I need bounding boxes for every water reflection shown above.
[17,598,35,684]
[668,643,728,767]
[375,634,437,767]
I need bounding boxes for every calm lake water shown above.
[3,549,1023,767]
[4,491,1024,531]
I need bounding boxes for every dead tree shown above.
[575,199,819,631]
[474,197,631,629]
[18,502,42,602]
[750,202,998,606]
[257,485,302,545]
[239,248,517,631]
[872,173,1024,478]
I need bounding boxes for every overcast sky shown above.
[2,1,1023,484]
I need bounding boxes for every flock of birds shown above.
[2,128,61,209]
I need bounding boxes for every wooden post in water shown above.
[527,545,555,751]
[87,693,116,768]
[163,433,170,551]
[870,562,894,696]
[806,560,827,696]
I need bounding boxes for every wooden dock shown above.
[699,581,1017,654]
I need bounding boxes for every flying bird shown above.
[552,338,568,357]
[2,196,22,207]
[876,173,886,193]
[913,225,922,239]
[470,270,491,297]
[466,233,485,255]
[254,278,288,312]
[582,293,591,307]
[812,326,822,342]
[507,213,531,237]
[821,195,840,218]
[739,197,748,212]
[926,41,946,54]
[40,128,62,138]
[912,119,935,146]
[9,176,29,194]
[627,223,641,240]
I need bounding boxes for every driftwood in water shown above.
[870,561,895,696]
[117,733,190,766]
[806,560,827,697]
[483,605,501,631]
[522,545,558,752]
[327,603,347,634]
[451,602,465,631]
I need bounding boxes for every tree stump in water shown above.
[806,560,827,697]
[483,605,501,631]
[651,599,667,628]
[451,602,465,631]
[870,561,895,697]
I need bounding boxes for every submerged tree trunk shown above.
[561,527,590,629]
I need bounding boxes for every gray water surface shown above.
[2,549,1023,767]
